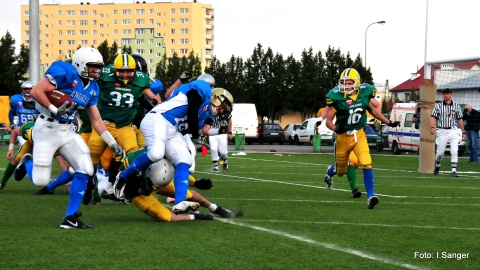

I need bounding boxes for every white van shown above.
[294,117,335,145]
[230,103,258,145]
[388,102,466,155]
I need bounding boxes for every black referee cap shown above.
[442,88,452,93]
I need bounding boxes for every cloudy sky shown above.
[1,0,479,88]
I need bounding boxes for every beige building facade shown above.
[20,1,214,74]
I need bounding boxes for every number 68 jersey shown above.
[325,84,376,132]
[97,65,151,128]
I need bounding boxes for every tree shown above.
[0,31,29,96]
[97,40,110,65]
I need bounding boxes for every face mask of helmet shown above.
[72,47,104,81]
[114,54,136,85]
[338,68,360,95]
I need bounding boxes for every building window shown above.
[180,8,189,14]
[136,9,144,14]
[171,8,175,14]
[170,39,175,44]
[149,29,154,34]
[44,14,49,19]
[66,20,75,26]
[80,10,88,16]
[67,40,75,45]
[44,44,49,48]
[136,29,145,34]
[122,19,131,25]
[113,10,118,15]
[156,53,161,57]
[149,59,154,64]
[113,30,118,35]
[180,39,189,44]
[24,11,29,16]
[180,18,189,24]
[58,11,62,16]
[155,33,161,37]
[44,24,49,29]
[149,39,153,44]
[100,24,104,28]
[24,30,29,35]
[80,20,88,25]
[170,49,175,54]
[123,29,131,35]
[136,39,144,44]
[67,30,75,35]
[113,20,118,25]
[149,19,153,24]
[66,10,75,16]
[149,49,154,54]
[92,10,97,15]
[156,23,161,27]
[122,40,130,45]
[58,50,62,55]
[92,20,97,25]
[58,40,62,45]
[156,43,161,47]
[100,14,104,18]
[136,19,144,25]
[180,28,189,34]
[100,34,104,38]
[24,20,29,26]
[150,9,154,14]
[136,49,145,54]
[58,30,62,35]
[80,40,88,45]
[170,19,175,24]
[171,29,175,34]
[123,9,131,15]
[80,30,88,35]
[93,40,97,45]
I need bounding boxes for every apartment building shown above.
[20,1,214,75]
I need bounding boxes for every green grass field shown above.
[0,148,478,270]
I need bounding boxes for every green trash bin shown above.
[312,134,321,152]
[235,133,246,151]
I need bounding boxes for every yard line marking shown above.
[219,219,426,270]
[223,219,480,231]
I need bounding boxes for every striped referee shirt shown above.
[431,101,463,128]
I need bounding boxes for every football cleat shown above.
[212,166,219,173]
[172,201,200,214]
[60,212,93,229]
[193,213,214,220]
[367,196,379,209]
[324,165,335,189]
[352,188,362,198]
[213,205,235,218]
[34,186,54,195]
[14,153,32,181]
[433,167,440,176]
[452,171,459,177]
[113,172,127,199]
[222,163,228,172]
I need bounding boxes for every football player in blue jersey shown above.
[113,74,234,212]
[30,47,124,229]
[9,81,39,145]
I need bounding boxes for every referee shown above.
[430,88,466,177]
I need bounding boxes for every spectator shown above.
[462,104,480,163]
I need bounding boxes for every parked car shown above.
[257,123,285,145]
[0,123,7,131]
[0,129,11,145]
[365,125,384,152]
[376,124,389,149]
[294,117,335,145]
[283,123,301,145]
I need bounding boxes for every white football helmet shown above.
[21,81,34,97]
[72,47,104,80]
[144,158,175,188]
[197,73,215,88]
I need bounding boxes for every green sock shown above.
[346,165,357,191]
[0,162,17,187]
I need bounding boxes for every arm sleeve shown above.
[186,90,203,140]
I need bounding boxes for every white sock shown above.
[208,203,218,212]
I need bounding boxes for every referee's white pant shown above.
[435,128,461,163]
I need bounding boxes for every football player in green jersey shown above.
[85,54,151,203]
[325,68,398,209]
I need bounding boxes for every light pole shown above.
[364,21,386,68]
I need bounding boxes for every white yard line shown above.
[219,219,427,270]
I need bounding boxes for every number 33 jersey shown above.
[97,66,151,128]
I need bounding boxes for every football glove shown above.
[387,120,400,128]
[179,71,191,83]
[55,101,71,116]
[369,118,382,127]
[192,137,211,150]
[110,143,125,160]
[194,178,213,190]
[334,125,346,134]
